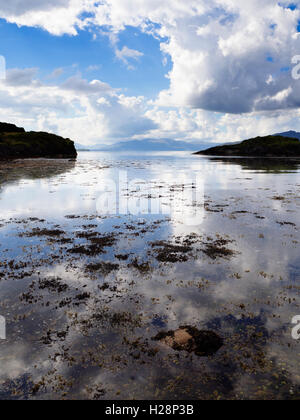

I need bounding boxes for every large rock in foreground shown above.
[195,135,300,157]
[0,125,77,160]
[153,326,223,357]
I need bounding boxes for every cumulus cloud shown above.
[1,1,300,142]
[1,65,300,146]
[2,1,300,112]
[0,68,157,145]
[145,106,300,144]
[0,0,94,35]
[90,0,300,113]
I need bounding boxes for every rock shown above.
[153,326,223,357]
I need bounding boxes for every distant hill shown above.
[75,143,91,151]
[275,131,300,141]
[76,138,217,153]
[0,122,77,160]
[195,135,300,157]
[0,122,25,134]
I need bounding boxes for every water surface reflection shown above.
[0,153,299,400]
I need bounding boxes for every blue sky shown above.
[0,19,171,99]
[0,1,300,145]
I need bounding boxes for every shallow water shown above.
[0,152,299,400]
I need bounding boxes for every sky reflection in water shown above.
[0,152,299,400]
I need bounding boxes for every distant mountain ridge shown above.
[75,138,217,152]
[75,132,300,154]
[275,131,300,141]
[75,143,91,151]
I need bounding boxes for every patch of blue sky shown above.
[0,19,171,99]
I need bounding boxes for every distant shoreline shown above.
[195,135,300,158]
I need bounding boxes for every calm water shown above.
[0,152,299,400]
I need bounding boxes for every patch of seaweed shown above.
[151,241,193,263]
[38,277,69,293]
[202,238,236,260]
[86,262,119,276]
[21,228,65,238]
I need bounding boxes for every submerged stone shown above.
[153,326,223,357]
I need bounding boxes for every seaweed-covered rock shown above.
[153,326,223,357]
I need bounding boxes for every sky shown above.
[1,1,300,145]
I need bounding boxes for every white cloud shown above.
[115,46,144,69]
[89,0,300,113]
[1,1,300,143]
[47,68,65,79]
[86,65,101,72]
[2,1,300,112]
[61,75,114,95]
[118,94,144,108]
[6,68,40,87]
[0,0,70,16]
[0,0,94,35]
[0,69,157,145]
[1,66,300,147]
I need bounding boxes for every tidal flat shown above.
[0,152,299,400]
